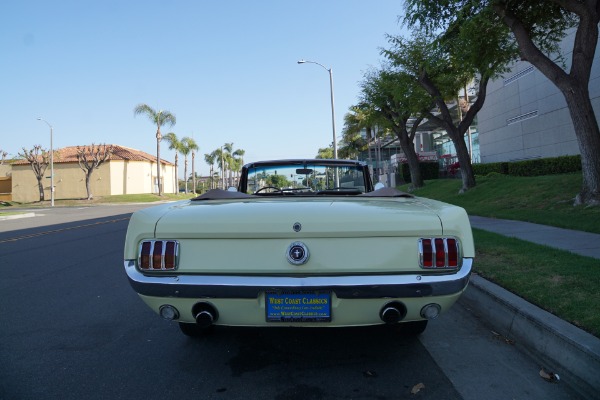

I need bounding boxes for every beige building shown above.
[11,145,176,203]
[0,164,11,202]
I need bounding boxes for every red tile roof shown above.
[14,145,174,165]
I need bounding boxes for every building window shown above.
[507,110,538,125]
[503,65,535,86]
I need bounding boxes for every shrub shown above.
[473,162,509,176]
[399,162,439,183]
[473,155,581,177]
[507,155,581,176]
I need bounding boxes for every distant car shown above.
[124,159,474,337]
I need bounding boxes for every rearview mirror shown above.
[296,168,313,175]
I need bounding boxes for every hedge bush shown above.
[473,155,581,177]
[472,162,508,176]
[399,162,440,183]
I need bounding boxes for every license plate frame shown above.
[265,291,332,322]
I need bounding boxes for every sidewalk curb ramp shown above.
[0,212,35,221]
[460,274,600,400]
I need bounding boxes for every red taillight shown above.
[435,238,445,267]
[421,239,433,268]
[138,240,178,271]
[419,237,460,269]
[447,238,458,267]
[140,242,152,269]
[152,241,163,269]
[164,241,176,269]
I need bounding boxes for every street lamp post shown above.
[297,59,338,160]
[37,118,54,207]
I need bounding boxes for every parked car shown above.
[123,159,474,337]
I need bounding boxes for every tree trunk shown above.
[448,127,476,193]
[192,152,196,194]
[174,153,179,194]
[394,126,423,189]
[156,128,162,196]
[184,157,188,194]
[37,177,45,201]
[85,172,93,200]
[495,3,600,205]
[563,86,600,205]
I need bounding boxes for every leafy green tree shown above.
[19,145,49,201]
[316,146,334,159]
[360,67,432,189]
[404,0,600,204]
[383,25,513,192]
[162,132,181,192]
[133,104,176,196]
[266,174,290,188]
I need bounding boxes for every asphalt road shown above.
[0,205,581,400]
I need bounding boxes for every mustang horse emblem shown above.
[286,242,309,265]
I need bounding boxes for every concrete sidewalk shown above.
[469,215,600,259]
[463,215,600,399]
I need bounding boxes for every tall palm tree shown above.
[162,132,181,193]
[340,105,374,160]
[232,148,245,186]
[204,152,217,189]
[183,137,199,193]
[133,104,176,196]
[214,147,227,189]
[179,137,192,194]
[222,143,234,187]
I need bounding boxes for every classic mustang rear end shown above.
[124,159,474,336]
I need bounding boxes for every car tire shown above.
[179,322,212,337]
[400,320,428,335]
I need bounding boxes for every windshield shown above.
[246,163,367,195]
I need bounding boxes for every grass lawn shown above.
[474,229,600,337]
[400,172,600,337]
[400,172,600,234]
[1,193,196,208]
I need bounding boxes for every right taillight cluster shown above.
[418,237,460,269]
[138,240,179,271]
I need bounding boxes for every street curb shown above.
[459,274,600,400]
[0,212,35,221]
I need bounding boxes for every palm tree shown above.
[183,137,199,193]
[232,148,245,186]
[340,106,372,159]
[214,146,227,189]
[133,104,176,196]
[162,132,181,193]
[179,137,192,194]
[221,143,241,187]
[204,152,217,189]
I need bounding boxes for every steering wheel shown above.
[254,186,282,194]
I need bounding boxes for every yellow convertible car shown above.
[124,159,474,336]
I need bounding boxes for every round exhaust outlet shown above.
[379,301,407,324]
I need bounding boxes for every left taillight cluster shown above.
[418,237,460,269]
[138,240,179,271]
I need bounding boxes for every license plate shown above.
[265,291,331,322]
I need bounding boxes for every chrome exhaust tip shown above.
[192,302,218,328]
[380,301,407,324]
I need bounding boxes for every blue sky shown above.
[2,0,407,176]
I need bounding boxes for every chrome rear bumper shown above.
[124,259,472,299]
